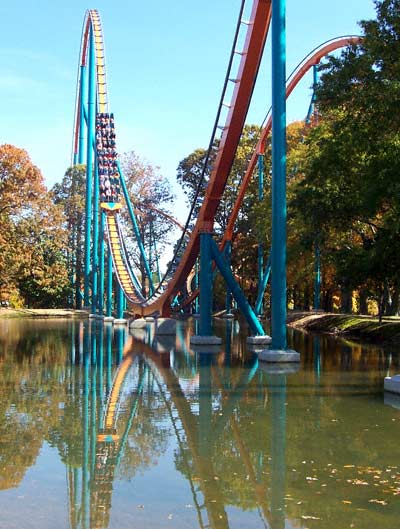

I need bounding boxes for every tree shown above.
[0,144,70,307]
[291,0,400,314]
[120,151,175,293]
[52,165,86,308]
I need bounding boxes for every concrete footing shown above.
[384,374,400,394]
[113,318,127,325]
[190,335,222,345]
[154,318,176,335]
[145,316,155,322]
[103,316,114,323]
[129,318,149,329]
[258,362,300,375]
[258,349,300,363]
[247,335,272,346]
[88,313,97,319]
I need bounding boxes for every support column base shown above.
[129,318,149,329]
[104,316,114,323]
[247,335,272,345]
[258,349,300,363]
[113,318,127,325]
[384,375,400,394]
[88,313,97,319]
[190,335,222,345]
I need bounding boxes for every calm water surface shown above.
[0,317,399,529]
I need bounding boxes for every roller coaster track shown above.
[72,5,360,317]
[73,1,272,316]
[177,36,361,310]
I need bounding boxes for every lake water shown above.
[0,316,399,529]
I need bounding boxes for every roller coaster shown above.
[71,0,359,349]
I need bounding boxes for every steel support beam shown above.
[271,0,287,349]
[83,28,96,307]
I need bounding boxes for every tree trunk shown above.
[359,289,368,315]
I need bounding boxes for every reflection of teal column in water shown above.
[115,365,148,468]
[211,356,258,440]
[269,373,286,529]
[82,325,90,529]
[115,326,125,365]
[198,354,213,458]
[225,319,232,368]
[313,336,321,382]
[70,321,76,365]
[90,325,97,478]
[98,323,104,419]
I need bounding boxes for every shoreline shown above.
[287,311,400,345]
[2,308,400,345]
[0,308,89,319]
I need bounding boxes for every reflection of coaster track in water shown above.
[100,338,264,529]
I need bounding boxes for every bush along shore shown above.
[288,311,400,345]
[0,308,89,319]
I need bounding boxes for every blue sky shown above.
[0,0,376,211]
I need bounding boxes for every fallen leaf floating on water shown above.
[301,515,321,520]
[368,499,388,505]
[306,477,318,481]
[342,500,352,504]
[343,465,355,468]
[346,479,369,486]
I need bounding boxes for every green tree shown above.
[52,165,86,308]
[0,144,69,307]
[292,0,400,315]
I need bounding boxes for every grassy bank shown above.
[288,311,400,344]
[0,308,89,319]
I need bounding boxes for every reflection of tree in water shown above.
[115,387,171,480]
[0,322,72,489]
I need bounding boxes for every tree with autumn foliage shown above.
[119,151,175,292]
[0,144,70,307]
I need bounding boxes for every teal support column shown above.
[116,284,124,320]
[256,153,264,315]
[194,259,199,315]
[225,241,233,315]
[106,245,113,317]
[210,238,265,336]
[271,0,287,349]
[314,242,321,309]
[199,232,213,336]
[91,162,100,315]
[306,64,319,124]
[255,255,271,316]
[83,28,96,307]
[97,212,105,315]
[78,65,87,164]
[117,161,154,294]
